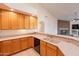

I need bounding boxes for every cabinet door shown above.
[20,37,28,50]
[17,13,25,29]
[9,12,18,29]
[12,39,21,53]
[1,10,18,30]
[1,10,11,30]
[1,40,13,56]
[40,40,47,56]
[28,36,34,48]
[25,15,30,29]
[47,43,58,56]
[47,46,57,56]
[30,16,37,29]
[57,48,64,56]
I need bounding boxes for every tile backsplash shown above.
[0,29,37,37]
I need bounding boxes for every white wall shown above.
[0,3,57,37]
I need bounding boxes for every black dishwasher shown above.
[34,37,40,54]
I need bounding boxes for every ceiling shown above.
[40,3,79,20]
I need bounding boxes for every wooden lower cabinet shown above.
[57,48,64,56]
[40,40,47,56]
[20,37,34,50]
[40,40,64,56]
[47,47,57,56]
[0,40,13,56]
[0,37,64,56]
[12,39,21,53]
[0,36,34,56]
[20,37,28,50]
[27,36,34,48]
[46,43,58,56]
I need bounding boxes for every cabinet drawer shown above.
[47,43,57,50]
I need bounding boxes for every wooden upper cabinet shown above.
[1,10,11,30]
[1,10,18,30]
[0,10,25,30]
[0,9,37,30]
[25,15,30,29]
[17,13,25,29]
[30,16,37,29]
[9,12,18,29]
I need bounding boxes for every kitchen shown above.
[0,3,79,56]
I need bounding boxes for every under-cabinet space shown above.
[34,38,40,54]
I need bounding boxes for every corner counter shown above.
[0,33,79,56]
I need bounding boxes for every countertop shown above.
[54,35,79,41]
[0,33,79,56]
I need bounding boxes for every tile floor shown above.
[12,48,40,56]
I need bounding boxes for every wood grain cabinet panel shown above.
[27,36,34,48]
[47,43,57,50]
[20,37,28,50]
[47,43,58,56]
[0,9,37,30]
[30,16,37,29]
[57,48,64,56]
[1,10,11,30]
[0,40,13,56]
[1,10,18,30]
[25,15,30,29]
[40,40,47,56]
[0,36,35,56]
[12,39,21,53]
[9,12,18,29]
[47,46,57,56]
[40,40,64,56]
[17,13,25,29]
